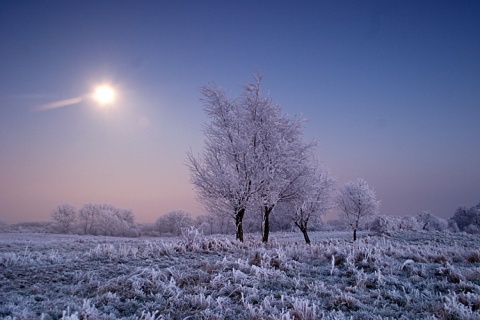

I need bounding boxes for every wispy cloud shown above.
[34,97,83,112]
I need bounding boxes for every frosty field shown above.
[1,231,480,319]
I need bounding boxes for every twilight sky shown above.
[1,1,479,223]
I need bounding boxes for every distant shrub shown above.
[137,223,160,237]
[416,211,448,232]
[193,213,235,235]
[51,204,76,233]
[448,220,460,233]
[370,215,421,235]
[370,212,449,236]
[450,203,480,233]
[464,224,480,235]
[78,203,139,237]
[370,216,400,235]
[155,210,193,236]
[399,216,421,231]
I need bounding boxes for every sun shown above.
[93,85,116,105]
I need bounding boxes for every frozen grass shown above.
[1,231,480,319]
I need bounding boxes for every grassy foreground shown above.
[1,230,480,319]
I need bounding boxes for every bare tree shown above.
[51,204,76,233]
[336,178,380,241]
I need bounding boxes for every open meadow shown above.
[1,230,480,319]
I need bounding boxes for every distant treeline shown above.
[1,202,479,239]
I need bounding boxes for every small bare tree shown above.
[336,178,380,241]
[51,204,76,233]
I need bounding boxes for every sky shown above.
[1,1,479,224]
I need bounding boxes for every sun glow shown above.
[93,85,116,105]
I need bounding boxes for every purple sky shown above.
[1,1,479,223]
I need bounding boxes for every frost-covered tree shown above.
[248,85,316,243]
[113,208,138,236]
[155,210,193,236]
[79,203,98,234]
[188,74,320,242]
[188,74,313,242]
[78,203,138,236]
[336,178,380,241]
[233,74,317,242]
[291,161,335,244]
[450,206,470,230]
[450,203,480,233]
[51,203,76,233]
[187,82,258,242]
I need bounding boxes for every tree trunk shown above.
[235,208,245,242]
[353,228,357,241]
[295,220,311,245]
[301,226,311,245]
[262,206,274,243]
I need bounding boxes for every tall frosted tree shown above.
[336,178,380,241]
[187,83,258,242]
[187,74,317,242]
[242,79,317,243]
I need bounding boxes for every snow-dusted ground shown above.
[1,230,480,319]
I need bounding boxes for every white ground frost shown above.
[1,231,479,319]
